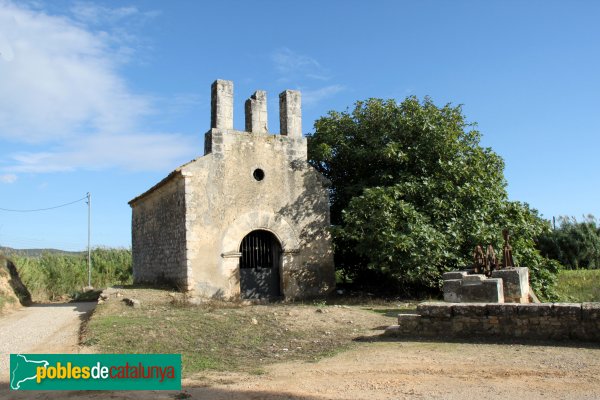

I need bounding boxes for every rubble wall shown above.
[386,302,600,342]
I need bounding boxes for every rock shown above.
[82,286,94,293]
[251,318,258,325]
[123,298,141,308]
[99,293,109,301]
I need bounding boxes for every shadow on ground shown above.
[0,383,321,400]
[355,331,600,350]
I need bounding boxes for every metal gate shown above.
[239,230,281,299]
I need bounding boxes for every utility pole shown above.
[87,192,92,288]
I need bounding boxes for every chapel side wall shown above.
[131,176,188,288]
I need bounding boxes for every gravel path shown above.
[0,303,95,382]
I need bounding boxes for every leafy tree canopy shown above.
[538,215,600,269]
[308,97,558,298]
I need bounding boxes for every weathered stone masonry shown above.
[129,80,335,300]
[130,174,187,286]
[386,302,600,342]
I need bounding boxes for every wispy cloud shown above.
[271,47,336,84]
[9,132,196,173]
[302,85,346,106]
[0,1,195,175]
[272,47,323,77]
[70,2,142,24]
[0,174,17,184]
[271,47,344,106]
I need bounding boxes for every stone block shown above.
[582,302,600,321]
[462,274,487,284]
[517,303,553,317]
[398,313,421,328]
[417,302,453,318]
[552,303,582,319]
[486,303,513,316]
[458,278,504,303]
[452,304,488,317]
[491,267,529,303]
[443,279,461,302]
[442,271,468,280]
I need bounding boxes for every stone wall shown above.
[386,302,600,342]
[130,175,188,288]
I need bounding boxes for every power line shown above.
[0,195,88,213]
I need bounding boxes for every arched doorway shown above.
[239,230,282,299]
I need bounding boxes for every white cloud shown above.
[271,47,334,83]
[0,2,147,142]
[0,1,196,174]
[271,47,344,106]
[302,85,346,106]
[272,47,323,77]
[9,132,197,173]
[70,2,140,24]
[0,174,17,183]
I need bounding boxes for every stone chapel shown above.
[129,80,335,300]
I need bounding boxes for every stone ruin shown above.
[443,230,531,304]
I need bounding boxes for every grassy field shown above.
[554,269,600,302]
[81,288,401,377]
[10,248,131,301]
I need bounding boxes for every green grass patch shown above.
[555,269,600,302]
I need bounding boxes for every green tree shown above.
[538,215,600,269]
[308,97,558,298]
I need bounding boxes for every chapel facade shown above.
[129,80,335,300]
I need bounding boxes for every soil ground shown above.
[1,290,599,399]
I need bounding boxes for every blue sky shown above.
[0,0,598,251]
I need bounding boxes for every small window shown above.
[253,168,265,181]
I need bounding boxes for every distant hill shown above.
[0,247,84,258]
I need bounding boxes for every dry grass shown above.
[81,288,398,376]
[555,269,600,302]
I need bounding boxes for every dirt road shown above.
[0,303,95,382]
[196,340,600,400]
[1,301,600,399]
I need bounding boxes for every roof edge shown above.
[128,156,202,206]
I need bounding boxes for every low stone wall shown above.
[386,302,600,342]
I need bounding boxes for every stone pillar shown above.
[245,90,268,134]
[279,90,302,137]
[211,80,233,129]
